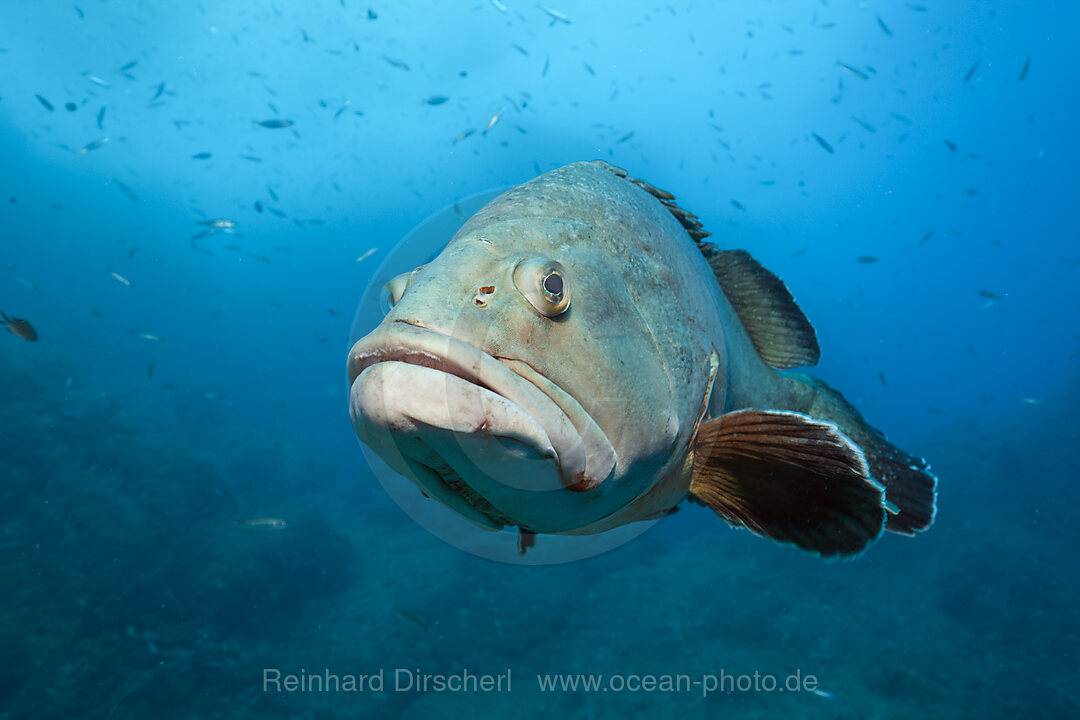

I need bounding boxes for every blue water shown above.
[2,1,1077,718]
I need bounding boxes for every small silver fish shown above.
[393,605,428,630]
[356,248,377,263]
[199,219,237,229]
[812,133,834,154]
[109,271,132,286]
[483,107,505,134]
[382,55,410,71]
[253,119,293,129]
[837,62,869,80]
[540,5,570,23]
[964,60,980,83]
[1018,57,1031,83]
[78,137,109,153]
[236,517,288,529]
[851,116,876,133]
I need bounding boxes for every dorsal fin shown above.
[592,160,711,241]
[703,247,820,369]
[592,161,818,368]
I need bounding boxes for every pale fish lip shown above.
[494,357,616,492]
[348,321,608,491]
[350,358,565,529]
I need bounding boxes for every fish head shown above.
[349,163,719,534]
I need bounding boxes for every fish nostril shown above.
[473,285,495,308]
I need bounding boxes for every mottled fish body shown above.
[348,161,936,557]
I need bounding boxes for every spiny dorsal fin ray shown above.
[702,248,820,369]
[593,161,818,368]
[592,160,711,241]
[689,409,886,558]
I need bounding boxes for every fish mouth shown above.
[348,322,616,524]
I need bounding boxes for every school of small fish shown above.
[4,2,1051,493]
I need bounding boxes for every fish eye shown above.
[381,265,425,314]
[513,257,570,317]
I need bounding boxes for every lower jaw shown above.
[391,430,625,534]
[405,447,517,530]
[397,422,575,531]
[351,360,606,532]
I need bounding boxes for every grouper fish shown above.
[347,161,937,557]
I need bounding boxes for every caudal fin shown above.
[785,372,938,535]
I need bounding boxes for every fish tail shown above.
[783,372,937,535]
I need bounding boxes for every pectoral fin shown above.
[689,409,886,557]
